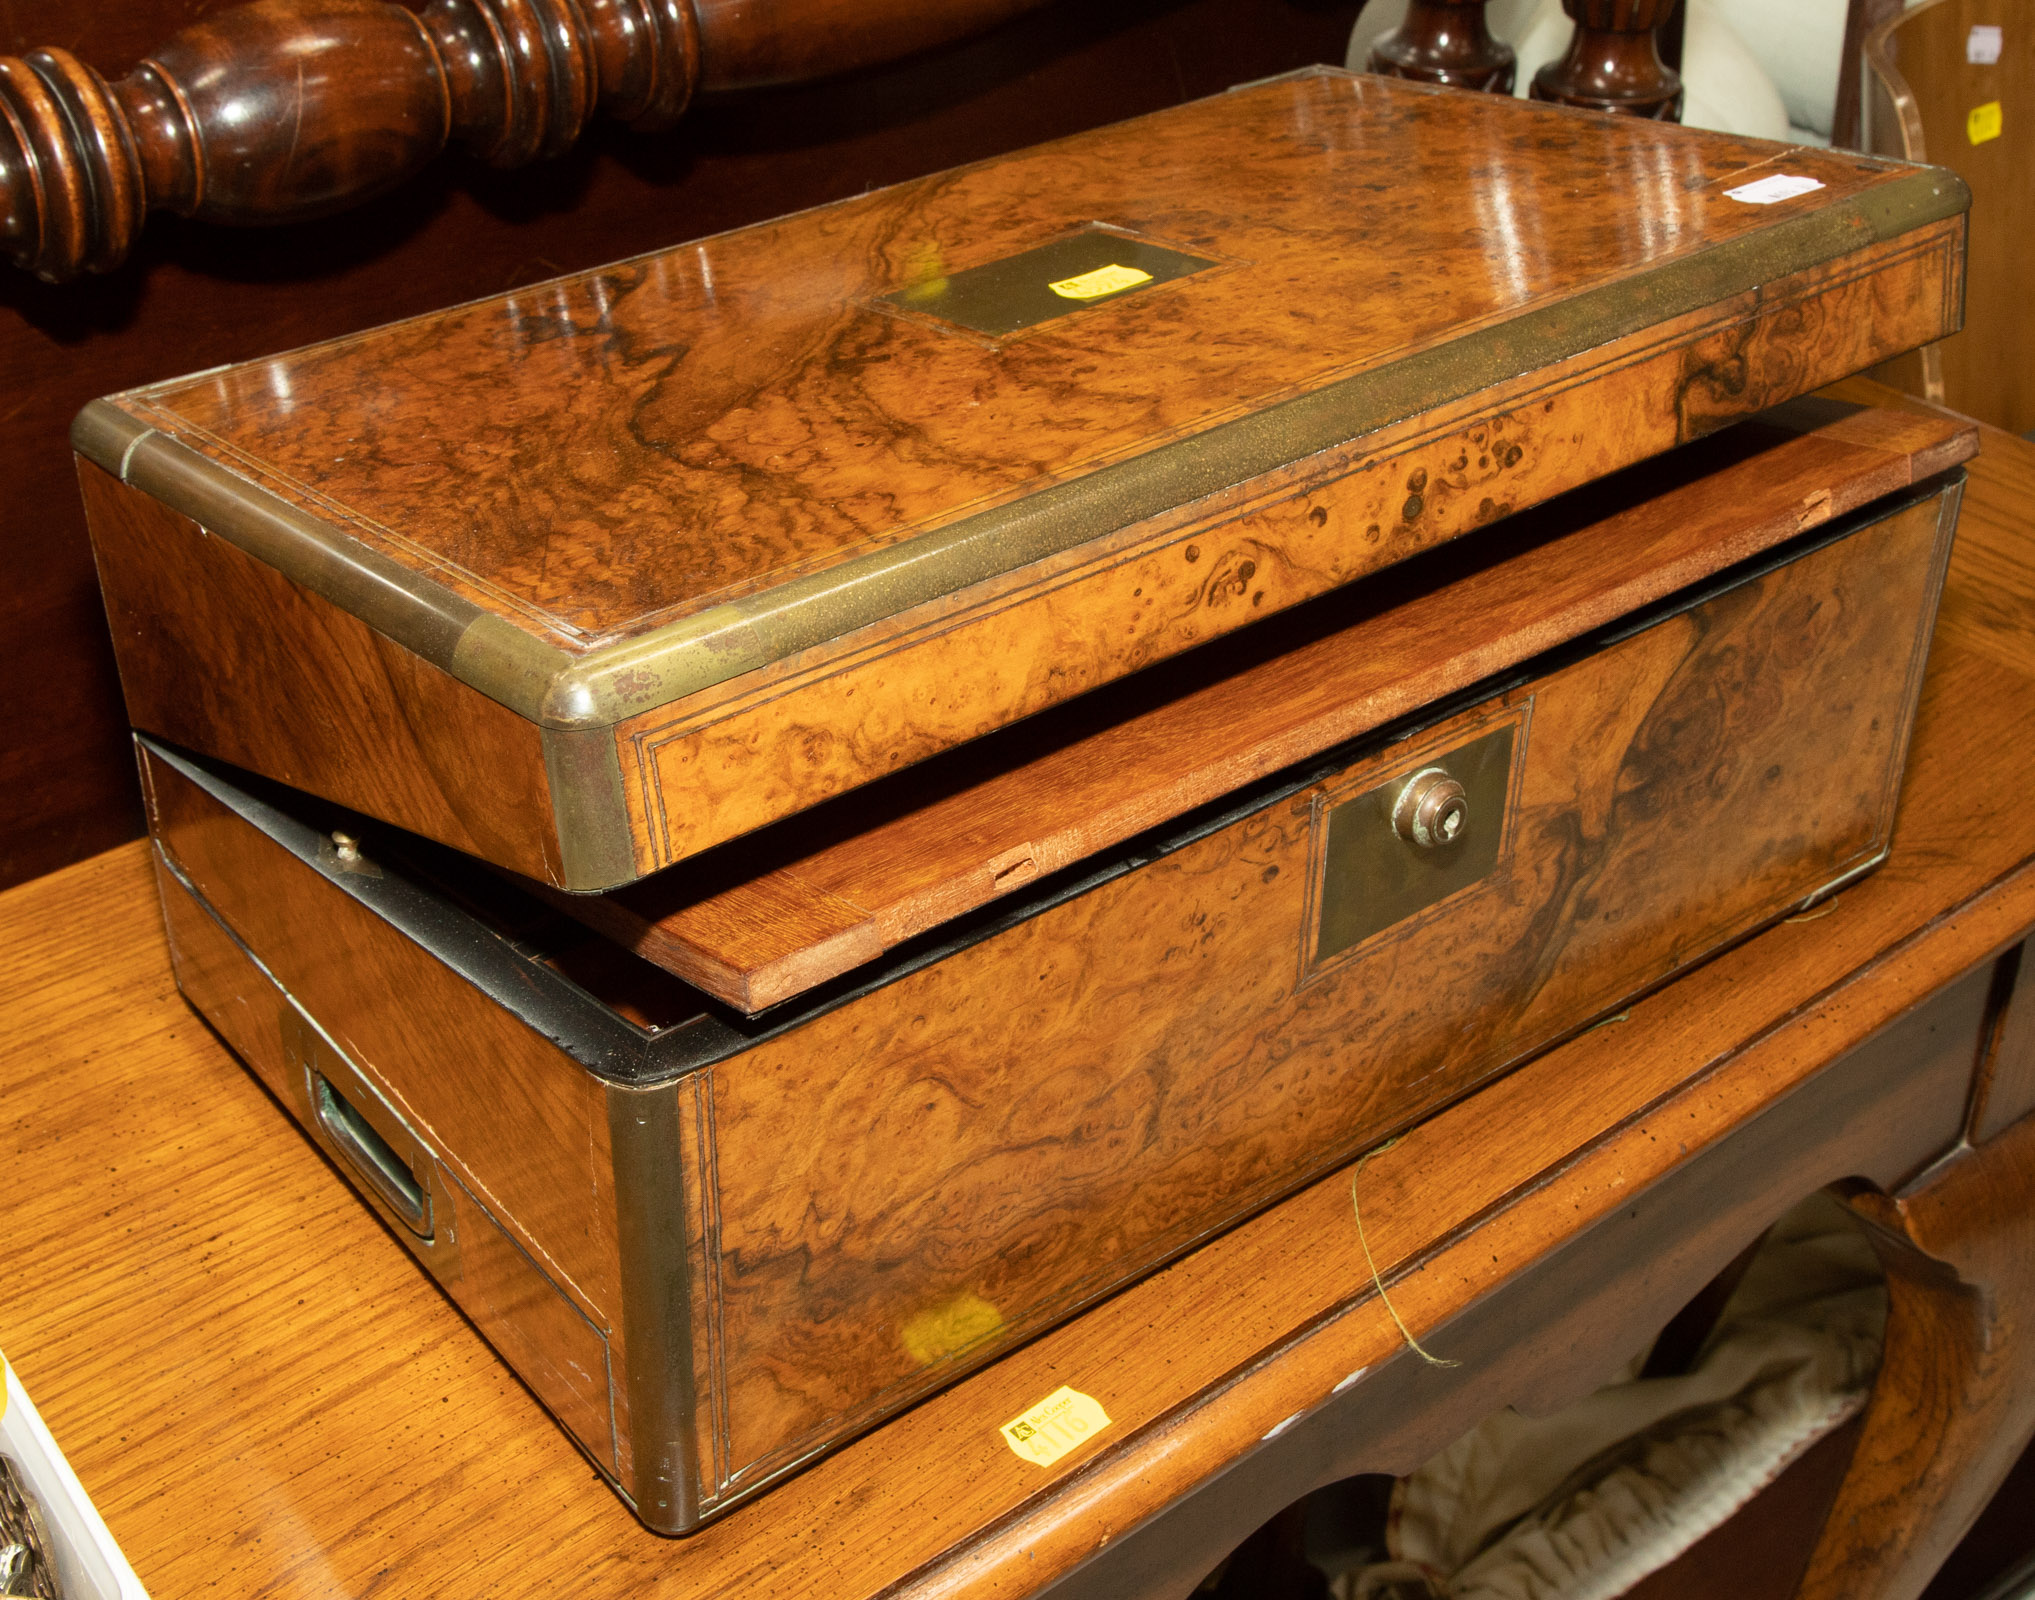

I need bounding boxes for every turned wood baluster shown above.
[1531,0,1683,120]
[0,0,1058,283]
[1366,0,1516,94]
[0,0,702,282]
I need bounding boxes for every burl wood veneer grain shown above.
[611,214,1966,872]
[580,403,1976,1009]
[77,69,1967,882]
[112,80,1939,638]
[81,460,570,883]
[1,632,2019,1599]
[696,490,1953,1483]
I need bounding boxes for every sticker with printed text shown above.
[1969,101,2004,145]
[1000,1385,1113,1467]
[1048,263,1154,301]
[1724,174,1826,206]
[1968,24,2003,64]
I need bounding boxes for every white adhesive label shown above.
[1725,174,1826,206]
[1968,25,2003,64]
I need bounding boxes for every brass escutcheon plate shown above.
[1309,717,1523,974]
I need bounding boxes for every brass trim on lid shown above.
[72,162,1970,734]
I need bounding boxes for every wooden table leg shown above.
[1800,1108,2035,1600]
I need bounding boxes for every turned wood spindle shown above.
[1367,0,1516,94]
[1532,0,1684,120]
[0,0,703,282]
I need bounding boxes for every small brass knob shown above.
[1391,767,1468,849]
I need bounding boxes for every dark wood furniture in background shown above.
[0,0,1360,892]
[2,380,2031,1599]
[1531,0,1684,117]
[1364,0,1516,91]
[1362,0,1686,113]
[0,0,1107,283]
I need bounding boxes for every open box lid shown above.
[76,69,1969,888]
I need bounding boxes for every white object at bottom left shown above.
[0,1354,148,1600]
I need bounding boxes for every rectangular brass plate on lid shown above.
[878,224,1220,338]
[1310,718,1523,974]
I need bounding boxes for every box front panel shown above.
[696,488,1953,1489]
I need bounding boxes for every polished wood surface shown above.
[696,483,1950,1485]
[82,460,573,881]
[0,388,2029,1595]
[107,78,1944,644]
[140,746,626,1329]
[579,402,1975,1008]
[0,0,1363,896]
[79,70,1968,882]
[1864,0,2034,435]
[1365,0,1515,91]
[612,222,1961,874]
[1532,0,1683,118]
[0,0,1090,282]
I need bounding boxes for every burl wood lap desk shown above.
[5,383,2034,1599]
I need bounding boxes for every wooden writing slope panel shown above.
[78,68,1967,889]
[574,401,1975,1011]
[138,420,1965,1532]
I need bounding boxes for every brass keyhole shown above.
[1391,767,1469,850]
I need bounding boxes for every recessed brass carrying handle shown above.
[1391,767,1469,850]
[312,1071,432,1238]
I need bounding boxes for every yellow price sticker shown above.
[999,1385,1112,1467]
[1968,101,2003,145]
[1047,263,1153,301]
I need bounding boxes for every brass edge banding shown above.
[72,400,570,722]
[605,1080,702,1534]
[550,168,1970,728]
[76,166,1967,733]
[71,397,148,474]
[542,728,641,892]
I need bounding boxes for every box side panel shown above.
[153,852,621,1475]
[142,747,620,1333]
[616,222,1963,871]
[82,461,568,885]
[700,486,1954,1488]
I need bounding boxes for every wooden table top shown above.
[4,382,2033,1599]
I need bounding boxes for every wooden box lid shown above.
[75,69,1970,889]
